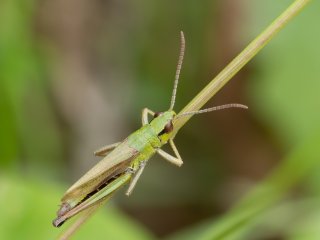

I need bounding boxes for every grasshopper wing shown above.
[56,195,112,238]
[62,139,139,202]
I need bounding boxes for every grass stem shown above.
[173,0,311,136]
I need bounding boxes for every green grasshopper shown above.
[53,31,247,228]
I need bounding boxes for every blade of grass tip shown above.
[173,0,311,137]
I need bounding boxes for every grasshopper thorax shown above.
[150,110,176,144]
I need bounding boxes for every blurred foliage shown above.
[164,128,320,240]
[249,0,320,147]
[0,174,155,240]
[0,0,64,175]
[1,0,320,239]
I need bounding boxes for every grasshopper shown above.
[53,31,247,228]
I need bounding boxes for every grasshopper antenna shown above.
[176,103,248,119]
[169,31,185,110]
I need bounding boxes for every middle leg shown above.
[126,161,147,196]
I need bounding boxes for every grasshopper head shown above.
[150,110,176,144]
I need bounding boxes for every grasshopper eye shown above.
[164,121,173,133]
[158,120,173,136]
[153,112,163,119]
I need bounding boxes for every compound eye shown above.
[164,121,173,133]
[153,112,163,119]
[158,120,173,136]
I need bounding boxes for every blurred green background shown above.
[1,0,320,239]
